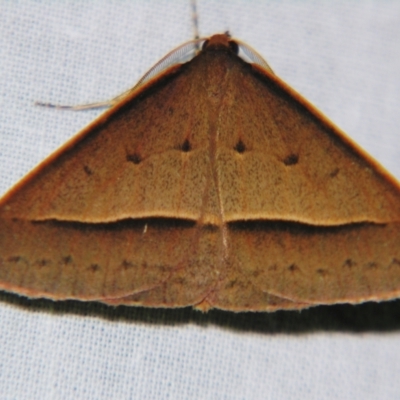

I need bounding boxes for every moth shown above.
[0,33,399,312]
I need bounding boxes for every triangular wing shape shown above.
[1,34,399,311]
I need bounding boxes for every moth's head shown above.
[201,32,239,55]
[201,33,273,74]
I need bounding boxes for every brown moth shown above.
[0,33,399,312]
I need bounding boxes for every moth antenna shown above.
[191,0,200,52]
[34,0,204,114]
[34,100,112,111]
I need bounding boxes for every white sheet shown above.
[1,2,400,399]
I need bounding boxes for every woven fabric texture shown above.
[1,2,400,399]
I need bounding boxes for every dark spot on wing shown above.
[329,168,339,178]
[83,165,93,175]
[180,138,191,152]
[61,256,73,265]
[366,262,378,269]
[226,279,238,289]
[283,154,299,166]
[343,259,356,268]
[88,264,100,272]
[35,259,49,268]
[127,153,142,164]
[288,264,299,272]
[234,139,246,154]
[389,258,400,268]
[121,260,134,270]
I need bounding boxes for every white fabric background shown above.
[1,1,400,399]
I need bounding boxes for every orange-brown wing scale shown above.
[0,34,399,311]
